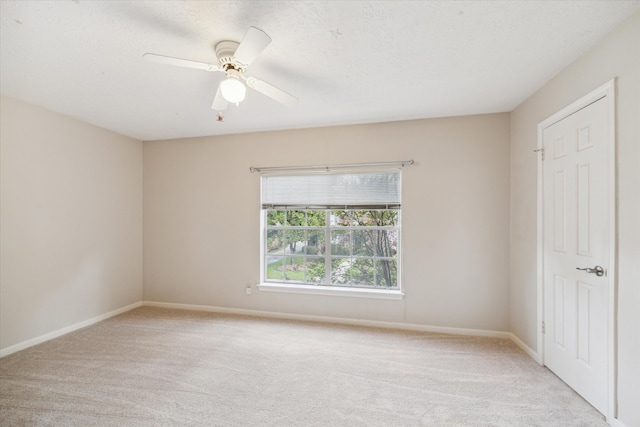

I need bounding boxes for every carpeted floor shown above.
[0,306,607,426]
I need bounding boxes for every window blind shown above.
[261,171,401,209]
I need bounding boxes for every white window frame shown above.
[257,170,405,300]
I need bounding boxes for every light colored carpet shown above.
[0,306,606,426]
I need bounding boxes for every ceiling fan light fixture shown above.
[220,71,246,104]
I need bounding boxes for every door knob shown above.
[576,266,605,277]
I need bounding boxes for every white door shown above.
[542,95,610,415]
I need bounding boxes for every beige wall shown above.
[144,113,511,331]
[509,11,639,426]
[0,96,143,350]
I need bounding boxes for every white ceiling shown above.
[1,1,639,141]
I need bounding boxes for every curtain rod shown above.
[249,159,414,173]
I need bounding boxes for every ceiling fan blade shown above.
[245,76,298,107]
[211,85,229,111]
[233,27,272,66]
[143,53,220,72]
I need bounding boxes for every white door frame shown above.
[536,79,617,422]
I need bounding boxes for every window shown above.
[261,171,401,290]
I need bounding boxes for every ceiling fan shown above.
[143,27,298,111]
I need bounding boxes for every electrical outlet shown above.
[245,287,252,295]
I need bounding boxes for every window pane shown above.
[305,257,326,284]
[376,210,399,227]
[283,256,305,282]
[306,210,326,227]
[351,258,374,286]
[353,230,375,256]
[351,209,398,226]
[266,230,285,255]
[266,256,285,281]
[286,210,306,226]
[331,230,351,255]
[352,210,375,226]
[331,257,351,285]
[375,259,398,288]
[330,210,352,226]
[378,230,398,257]
[284,230,305,255]
[264,203,400,289]
[267,210,285,226]
[304,230,325,255]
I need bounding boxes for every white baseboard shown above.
[610,418,627,427]
[1,300,541,365]
[0,301,143,358]
[142,301,512,339]
[507,332,540,363]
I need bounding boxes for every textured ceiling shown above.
[1,1,639,141]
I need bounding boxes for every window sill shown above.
[257,283,405,300]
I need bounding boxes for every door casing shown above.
[536,79,617,422]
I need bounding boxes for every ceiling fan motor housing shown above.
[215,40,245,72]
